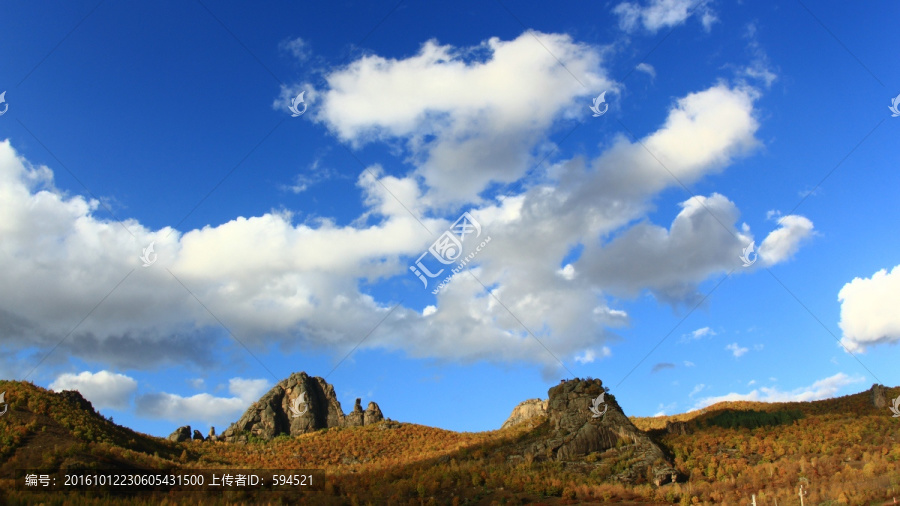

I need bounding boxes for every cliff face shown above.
[219,372,384,442]
[501,398,548,429]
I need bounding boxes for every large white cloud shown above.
[315,32,614,206]
[0,32,814,376]
[694,372,865,408]
[135,377,270,424]
[50,370,137,410]
[838,265,900,352]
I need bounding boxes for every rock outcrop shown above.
[871,384,887,408]
[220,372,385,442]
[517,378,678,486]
[192,429,205,442]
[167,426,191,442]
[502,398,548,429]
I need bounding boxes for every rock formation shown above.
[502,398,548,429]
[515,378,678,486]
[871,384,887,408]
[192,429,205,442]
[364,401,384,425]
[167,426,191,442]
[219,372,384,442]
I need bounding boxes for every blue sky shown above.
[1,0,898,438]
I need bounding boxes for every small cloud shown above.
[689,383,706,397]
[188,378,205,389]
[681,326,715,343]
[279,36,310,61]
[613,0,715,34]
[635,62,656,79]
[683,360,695,367]
[753,344,764,351]
[575,346,611,364]
[725,342,749,357]
[798,187,821,198]
[748,379,756,386]
[652,362,676,373]
[281,159,340,194]
[422,305,437,316]
[558,264,576,280]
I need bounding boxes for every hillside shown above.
[1,378,900,504]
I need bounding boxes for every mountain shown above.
[1,377,899,504]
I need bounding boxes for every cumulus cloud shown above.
[725,342,748,357]
[315,32,613,205]
[635,62,656,79]
[838,265,900,352]
[613,0,715,33]
[135,377,270,424]
[0,36,812,375]
[757,214,815,266]
[50,370,137,410]
[694,373,865,408]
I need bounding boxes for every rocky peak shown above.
[219,372,385,442]
[523,378,678,486]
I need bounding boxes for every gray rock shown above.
[364,401,384,425]
[192,429,205,442]
[524,378,678,486]
[220,372,386,442]
[167,425,191,442]
[871,384,887,408]
[502,398,547,429]
[208,426,216,438]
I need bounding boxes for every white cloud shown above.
[683,326,716,342]
[280,36,310,61]
[689,383,706,397]
[135,377,270,424]
[695,373,865,408]
[50,371,137,410]
[838,265,900,352]
[613,0,715,33]
[757,214,815,266]
[315,32,614,205]
[575,346,611,364]
[725,342,748,357]
[635,62,656,79]
[0,49,812,374]
[683,360,695,367]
